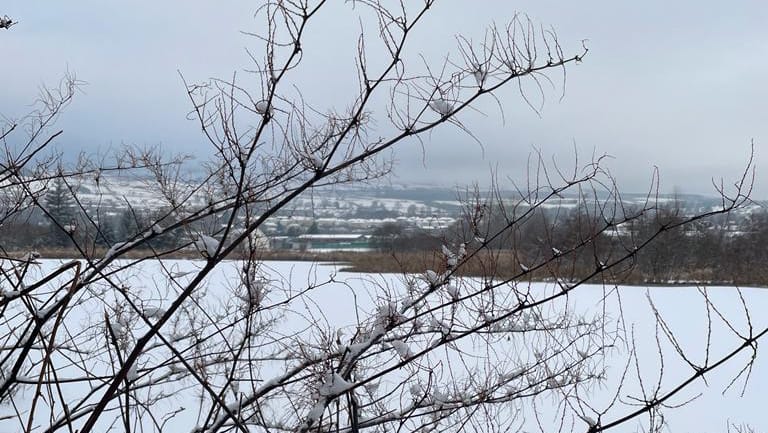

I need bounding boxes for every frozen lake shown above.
[1,259,766,432]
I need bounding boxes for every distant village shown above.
[3,175,767,261]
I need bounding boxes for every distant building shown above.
[289,234,372,252]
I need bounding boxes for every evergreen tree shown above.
[116,208,141,242]
[43,178,76,247]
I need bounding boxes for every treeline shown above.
[0,179,221,255]
[0,207,189,255]
[6,179,768,286]
[370,204,768,286]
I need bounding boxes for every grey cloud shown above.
[2,1,767,195]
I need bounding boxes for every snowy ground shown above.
[1,259,766,432]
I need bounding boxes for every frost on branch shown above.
[442,243,466,269]
[445,283,460,300]
[298,147,325,172]
[238,266,269,313]
[580,414,598,427]
[318,371,353,397]
[104,241,128,261]
[104,224,164,260]
[471,63,487,87]
[430,316,451,335]
[107,319,126,339]
[255,99,274,117]
[194,234,220,258]
[429,98,453,116]
[423,269,446,286]
[0,288,21,300]
[303,401,326,430]
[390,339,412,359]
[126,363,139,382]
[298,371,356,431]
[141,306,165,320]
[0,15,14,30]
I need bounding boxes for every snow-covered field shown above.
[1,259,766,432]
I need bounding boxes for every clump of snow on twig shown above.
[318,371,353,397]
[471,62,487,87]
[108,320,126,340]
[429,98,453,116]
[0,16,14,30]
[194,234,219,258]
[445,284,460,300]
[0,288,21,300]
[126,363,138,382]
[390,339,411,359]
[142,306,165,320]
[423,270,446,286]
[255,100,274,117]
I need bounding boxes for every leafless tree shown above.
[1,2,764,433]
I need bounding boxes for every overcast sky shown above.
[3,1,768,196]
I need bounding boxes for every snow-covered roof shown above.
[297,234,366,240]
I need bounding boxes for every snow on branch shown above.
[0,15,15,30]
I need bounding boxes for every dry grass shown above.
[5,248,763,287]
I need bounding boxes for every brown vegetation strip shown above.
[7,248,750,287]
